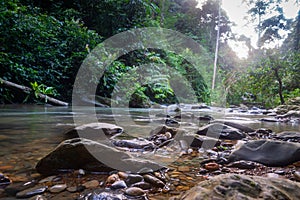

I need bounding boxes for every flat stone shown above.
[16,186,47,198]
[275,131,300,141]
[172,174,300,200]
[197,123,246,140]
[111,180,127,190]
[36,138,129,175]
[178,166,190,172]
[82,180,99,188]
[125,174,143,186]
[5,181,36,196]
[64,122,123,139]
[229,140,300,167]
[38,176,57,183]
[143,174,165,188]
[124,187,145,196]
[49,184,67,193]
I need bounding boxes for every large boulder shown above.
[36,138,164,175]
[228,139,300,166]
[275,131,300,141]
[172,174,300,200]
[196,123,246,140]
[211,120,255,133]
[64,122,123,140]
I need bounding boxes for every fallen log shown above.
[0,78,69,106]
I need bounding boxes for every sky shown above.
[198,0,300,58]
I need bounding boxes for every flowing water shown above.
[0,105,299,182]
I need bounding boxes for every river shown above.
[0,104,299,184]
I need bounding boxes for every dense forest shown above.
[1,0,299,108]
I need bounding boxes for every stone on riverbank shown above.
[196,123,246,140]
[228,139,300,166]
[64,122,123,140]
[36,138,164,175]
[171,174,300,200]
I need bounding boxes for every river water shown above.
[0,105,299,182]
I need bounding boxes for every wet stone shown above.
[49,184,67,193]
[66,185,85,193]
[125,187,145,196]
[131,182,152,190]
[177,166,190,172]
[29,195,47,200]
[16,186,47,198]
[82,180,99,188]
[106,174,120,186]
[5,181,36,196]
[0,173,11,188]
[294,171,300,181]
[111,180,127,190]
[226,160,259,169]
[38,176,57,183]
[125,174,143,186]
[143,174,165,188]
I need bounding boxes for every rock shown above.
[226,160,260,169]
[29,195,47,200]
[211,120,255,133]
[172,174,300,200]
[196,123,246,140]
[203,162,220,171]
[82,180,99,188]
[124,187,145,196]
[106,174,120,186]
[260,118,279,122]
[111,180,127,190]
[149,125,177,137]
[0,173,11,188]
[176,133,220,149]
[117,172,128,180]
[131,182,151,190]
[38,176,57,183]
[49,184,67,193]
[143,174,165,188]
[125,174,143,186]
[275,105,300,114]
[79,189,124,200]
[177,166,190,172]
[16,186,47,198]
[112,138,154,150]
[275,131,300,141]
[5,181,36,196]
[198,115,214,121]
[64,122,123,139]
[294,171,300,181]
[228,140,300,167]
[277,110,300,118]
[36,138,128,175]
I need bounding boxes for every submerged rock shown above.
[196,123,246,140]
[228,139,300,166]
[64,122,123,140]
[172,174,300,200]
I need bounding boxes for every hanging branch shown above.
[0,78,69,106]
[212,0,221,90]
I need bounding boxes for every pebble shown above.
[82,180,99,188]
[294,171,300,181]
[125,174,143,186]
[143,174,165,188]
[111,180,127,190]
[131,181,152,190]
[0,173,11,188]
[226,160,258,169]
[49,184,67,193]
[124,187,145,196]
[106,174,119,186]
[203,162,220,171]
[39,176,57,183]
[267,173,280,179]
[29,194,47,200]
[5,181,36,196]
[66,185,85,193]
[178,166,190,172]
[16,186,47,198]
[117,172,128,180]
[175,186,190,191]
[274,170,285,175]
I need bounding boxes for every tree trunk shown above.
[0,78,69,106]
[273,68,285,104]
